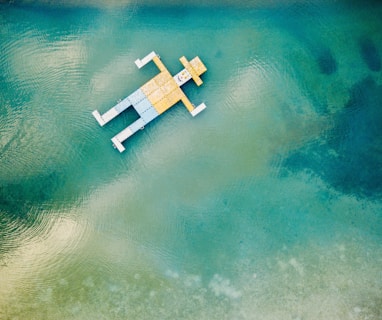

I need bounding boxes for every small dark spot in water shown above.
[316,47,337,75]
[359,37,381,72]
[215,50,222,59]
[282,77,382,198]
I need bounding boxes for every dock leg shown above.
[92,110,106,126]
[180,96,195,113]
[110,118,146,152]
[111,136,126,153]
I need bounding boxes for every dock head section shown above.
[179,56,207,86]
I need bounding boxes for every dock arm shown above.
[135,51,168,73]
[180,95,206,117]
[134,51,158,69]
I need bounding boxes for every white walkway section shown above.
[92,108,119,126]
[135,51,157,69]
[191,103,207,117]
[111,126,134,153]
[111,118,146,153]
[174,69,192,86]
[92,98,132,127]
[111,136,127,153]
[92,110,106,126]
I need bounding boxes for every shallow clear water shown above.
[1,1,382,319]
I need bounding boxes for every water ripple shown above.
[1,3,382,319]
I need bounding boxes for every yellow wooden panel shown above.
[154,71,172,87]
[179,56,203,87]
[153,56,167,72]
[162,79,178,95]
[181,95,195,113]
[147,88,165,105]
[141,79,159,96]
[190,56,207,75]
[193,75,203,86]
[166,88,183,106]
[153,98,172,114]
[179,56,189,69]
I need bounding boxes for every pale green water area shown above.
[1,1,382,319]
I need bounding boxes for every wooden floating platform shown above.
[92,51,207,152]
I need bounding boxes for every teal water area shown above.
[1,1,382,319]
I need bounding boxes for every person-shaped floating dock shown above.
[92,51,207,152]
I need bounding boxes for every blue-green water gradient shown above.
[1,1,382,319]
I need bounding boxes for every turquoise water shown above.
[1,1,382,319]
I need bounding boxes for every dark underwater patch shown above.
[0,171,66,256]
[282,77,382,198]
[272,5,338,76]
[359,37,381,72]
[316,46,337,75]
[0,171,64,220]
[214,49,222,59]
